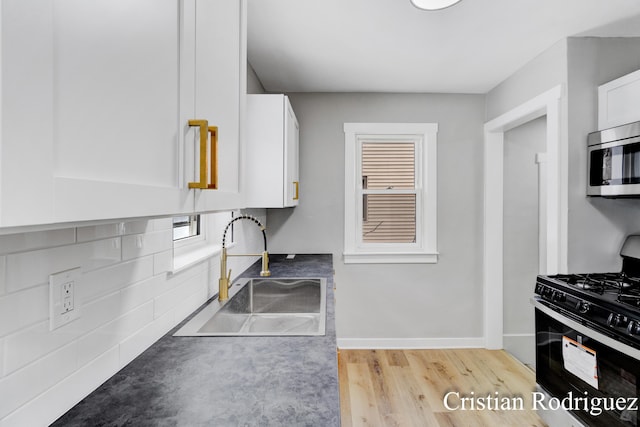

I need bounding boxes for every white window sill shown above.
[171,241,237,274]
[343,251,438,264]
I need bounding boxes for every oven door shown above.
[588,136,640,196]
[535,301,640,426]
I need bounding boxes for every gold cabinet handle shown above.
[207,126,218,189]
[293,181,299,200]
[188,119,209,189]
[188,120,218,190]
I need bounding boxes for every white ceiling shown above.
[247,0,640,94]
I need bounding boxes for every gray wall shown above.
[566,37,640,272]
[247,62,266,94]
[266,93,486,341]
[503,116,546,367]
[486,36,640,274]
[486,39,568,122]
[259,36,640,344]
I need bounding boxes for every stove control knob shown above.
[627,320,640,336]
[607,313,627,328]
[576,301,590,314]
[552,291,566,303]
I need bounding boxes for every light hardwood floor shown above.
[338,348,547,427]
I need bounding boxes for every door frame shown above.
[483,85,568,349]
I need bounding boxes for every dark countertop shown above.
[53,254,340,426]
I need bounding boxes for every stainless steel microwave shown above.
[588,120,640,197]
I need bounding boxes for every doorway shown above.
[503,116,546,367]
[483,85,567,350]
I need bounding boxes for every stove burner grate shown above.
[556,272,640,295]
[554,272,640,310]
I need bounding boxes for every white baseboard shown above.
[337,337,485,349]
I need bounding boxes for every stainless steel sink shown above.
[173,277,326,336]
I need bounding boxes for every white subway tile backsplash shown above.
[3,292,120,375]
[0,346,119,427]
[0,341,78,419]
[0,338,4,377]
[0,285,48,337]
[81,238,122,272]
[148,284,206,350]
[120,275,165,313]
[0,228,75,256]
[151,217,173,231]
[77,302,154,367]
[0,213,261,425]
[166,260,207,286]
[5,238,121,293]
[173,284,208,326]
[119,310,173,367]
[79,256,154,304]
[122,230,172,261]
[154,272,205,319]
[3,321,76,376]
[122,220,151,235]
[76,223,123,242]
[0,256,5,297]
[153,249,173,275]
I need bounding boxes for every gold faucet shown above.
[218,215,270,301]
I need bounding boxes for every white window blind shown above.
[361,142,416,243]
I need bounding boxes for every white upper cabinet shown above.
[193,0,246,213]
[245,94,300,208]
[598,69,640,130]
[0,0,246,228]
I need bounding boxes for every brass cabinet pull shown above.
[293,181,299,200]
[208,126,218,189]
[188,119,209,189]
[187,120,218,190]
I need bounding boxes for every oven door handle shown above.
[531,298,640,360]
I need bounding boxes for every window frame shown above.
[172,215,205,249]
[343,123,438,264]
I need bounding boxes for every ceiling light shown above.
[410,0,462,10]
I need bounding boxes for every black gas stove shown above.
[536,273,640,348]
[535,236,640,351]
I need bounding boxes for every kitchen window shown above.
[173,215,200,240]
[171,211,235,273]
[343,123,438,263]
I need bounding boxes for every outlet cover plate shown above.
[49,267,81,330]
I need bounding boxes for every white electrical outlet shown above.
[49,267,81,330]
[62,281,74,312]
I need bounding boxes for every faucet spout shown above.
[218,215,270,301]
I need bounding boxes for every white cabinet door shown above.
[51,0,197,224]
[1,0,194,227]
[0,0,245,228]
[1,0,57,226]
[284,99,300,207]
[598,69,640,130]
[193,0,246,213]
[245,94,300,208]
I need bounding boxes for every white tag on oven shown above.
[562,336,599,389]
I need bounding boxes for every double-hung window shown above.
[343,123,438,263]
